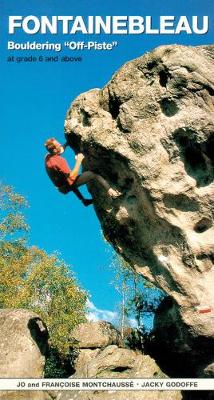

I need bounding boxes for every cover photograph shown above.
[0,0,213,399]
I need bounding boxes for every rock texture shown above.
[0,394,52,400]
[0,309,49,400]
[57,321,181,400]
[57,389,181,400]
[65,45,214,376]
[71,321,121,348]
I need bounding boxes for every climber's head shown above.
[45,138,64,155]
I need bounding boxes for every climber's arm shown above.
[56,154,84,185]
[67,153,84,183]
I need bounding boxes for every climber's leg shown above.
[73,171,121,199]
[74,171,111,191]
[71,186,93,207]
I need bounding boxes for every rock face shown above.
[0,309,49,400]
[71,321,121,348]
[65,45,214,376]
[57,321,181,400]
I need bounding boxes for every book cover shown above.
[0,0,213,399]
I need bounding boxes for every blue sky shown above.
[0,0,213,322]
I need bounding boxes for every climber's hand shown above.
[75,153,85,162]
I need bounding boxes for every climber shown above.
[45,138,119,207]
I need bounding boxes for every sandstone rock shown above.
[57,390,182,400]
[73,345,166,379]
[71,321,121,348]
[146,296,214,379]
[65,44,214,376]
[0,392,52,400]
[57,322,181,400]
[0,309,49,400]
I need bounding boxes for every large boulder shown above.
[65,44,214,376]
[72,345,166,379]
[71,321,121,348]
[0,309,50,400]
[57,322,181,400]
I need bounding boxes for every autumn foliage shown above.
[0,184,87,356]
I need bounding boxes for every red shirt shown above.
[45,154,73,189]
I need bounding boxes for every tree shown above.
[0,243,87,354]
[110,254,165,336]
[0,184,29,239]
[0,184,87,358]
[110,255,134,337]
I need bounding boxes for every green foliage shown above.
[44,346,79,378]
[45,348,67,378]
[0,184,29,238]
[0,184,87,362]
[124,329,143,350]
[110,254,165,333]
[0,243,87,354]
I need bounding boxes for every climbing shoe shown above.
[82,199,94,207]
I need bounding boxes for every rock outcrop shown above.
[57,321,181,400]
[65,45,214,376]
[0,309,50,400]
[71,320,121,348]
